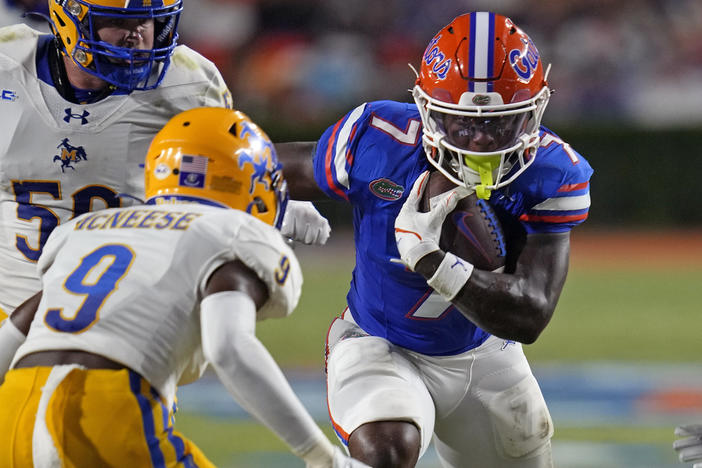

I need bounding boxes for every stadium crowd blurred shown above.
[4,0,701,130]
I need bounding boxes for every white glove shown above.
[675,424,702,467]
[394,171,466,271]
[281,200,331,245]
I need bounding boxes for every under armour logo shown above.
[64,108,90,125]
[501,340,516,350]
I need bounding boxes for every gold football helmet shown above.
[144,107,288,228]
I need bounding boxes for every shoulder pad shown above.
[0,25,41,70]
[155,45,232,108]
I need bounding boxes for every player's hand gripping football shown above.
[394,171,467,271]
[281,200,331,245]
[674,424,702,467]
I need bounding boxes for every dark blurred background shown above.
[4,0,702,228]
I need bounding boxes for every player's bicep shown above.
[204,260,269,310]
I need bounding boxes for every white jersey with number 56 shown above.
[12,203,302,408]
[0,24,233,315]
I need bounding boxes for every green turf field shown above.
[175,233,702,467]
[527,267,702,362]
[254,247,702,366]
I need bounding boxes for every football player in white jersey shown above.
[0,0,330,321]
[0,107,368,468]
[0,0,235,320]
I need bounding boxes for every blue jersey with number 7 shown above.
[313,100,593,355]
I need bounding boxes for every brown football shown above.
[420,171,506,271]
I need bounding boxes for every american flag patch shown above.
[181,155,207,173]
[179,155,208,188]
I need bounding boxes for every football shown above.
[420,171,506,271]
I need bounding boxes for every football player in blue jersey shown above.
[276,11,593,468]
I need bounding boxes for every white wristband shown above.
[426,252,474,300]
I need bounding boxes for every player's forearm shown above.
[201,291,334,464]
[209,332,333,459]
[415,232,570,343]
[452,269,556,343]
[415,251,551,342]
[11,292,42,335]
[0,292,41,383]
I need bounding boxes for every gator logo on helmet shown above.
[472,94,491,105]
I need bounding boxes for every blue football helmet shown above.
[48,0,182,91]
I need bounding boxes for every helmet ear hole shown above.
[53,12,66,28]
[252,197,269,214]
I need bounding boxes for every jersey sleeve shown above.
[196,213,303,321]
[312,103,370,202]
[198,57,233,110]
[230,223,302,321]
[514,130,593,234]
[312,101,424,204]
[164,45,233,110]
